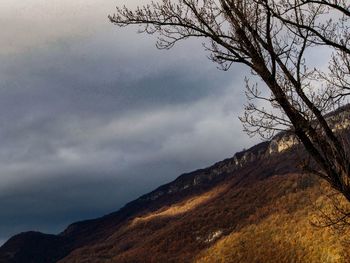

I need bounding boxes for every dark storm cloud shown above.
[0,30,231,118]
[0,1,256,245]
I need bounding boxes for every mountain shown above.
[1,117,350,262]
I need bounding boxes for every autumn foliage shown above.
[59,153,350,262]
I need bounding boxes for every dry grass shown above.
[60,172,350,263]
[195,182,350,263]
[130,185,228,227]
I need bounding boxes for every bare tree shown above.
[109,1,350,202]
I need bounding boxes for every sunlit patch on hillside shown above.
[55,172,350,263]
[130,184,228,227]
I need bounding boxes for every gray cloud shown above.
[0,1,257,243]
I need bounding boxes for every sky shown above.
[0,0,259,244]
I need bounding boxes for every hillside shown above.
[1,127,350,262]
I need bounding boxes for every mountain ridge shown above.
[1,108,350,262]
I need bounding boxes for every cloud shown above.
[0,74,254,241]
[0,80,251,186]
[0,0,256,243]
[0,0,115,55]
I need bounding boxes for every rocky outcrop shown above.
[331,110,350,131]
[53,106,350,213]
[140,132,303,203]
[268,134,297,155]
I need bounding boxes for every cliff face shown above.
[132,135,298,204]
[1,110,349,262]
